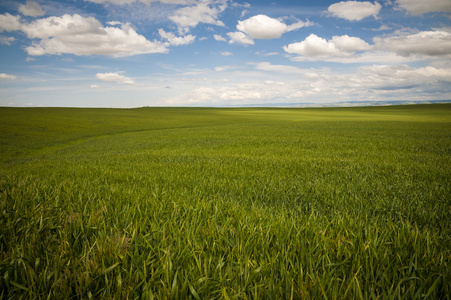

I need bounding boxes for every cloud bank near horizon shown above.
[0,0,450,107]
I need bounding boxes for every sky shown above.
[0,0,451,107]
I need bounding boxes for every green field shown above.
[1,104,450,299]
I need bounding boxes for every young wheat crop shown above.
[1,105,450,299]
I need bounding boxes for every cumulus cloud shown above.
[96,72,136,85]
[373,25,391,31]
[19,1,45,17]
[218,87,262,101]
[22,14,101,39]
[0,73,17,79]
[327,1,382,21]
[227,14,312,46]
[220,51,233,56]
[227,31,254,46]
[374,30,451,57]
[331,35,372,52]
[85,0,134,3]
[0,36,16,45]
[173,86,218,104]
[231,2,250,8]
[284,30,451,63]
[168,1,227,33]
[1,12,201,57]
[358,64,451,92]
[236,14,311,40]
[0,13,22,32]
[157,0,190,3]
[163,62,451,105]
[288,64,451,101]
[158,29,195,46]
[395,0,451,15]
[86,0,189,4]
[106,21,122,26]
[173,86,263,104]
[17,14,168,57]
[283,34,371,58]
[363,64,451,80]
[213,34,226,41]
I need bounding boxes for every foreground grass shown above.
[1,105,450,299]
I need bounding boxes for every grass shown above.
[1,104,450,299]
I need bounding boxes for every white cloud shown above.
[0,36,16,45]
[19,1,45,17]
[227,14,313,47]
[362,64,451,81]
[213,34,226,41]
[158,29,196,46]
[168,2,226,32]
[157,0,190,3]
[172,86,218,104]
[0,13,22,32]
[227,31,254,45]
[283,64,451,101]
[0,73,17,80]
[292,51,419,64]
[236,14,312,40]
[283,34,371,58]
[84,62,451,105]
[218,87,262,101]
[395,0,451,15]
[373,30,451,57]
[106,21,122,26]
[231,2,250,8]
[327,1,382,21]
[86,0,136,3]
[255,51,279,56]
[22,14,101,39]
[254,62,307,74]
[96,72,136,85]
[20,14,167,57]
[358,65,451,92]
[287,20,313,32]
[220,51,233,56]
[331,35,372,52]
[264,80,285,86]
[86,0,189,4]
[174,86,263,104]
[284,30,451,63]
[90,84,100,88]
[214,65,236,71]
[373,25,391,31]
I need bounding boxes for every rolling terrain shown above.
[1,104,450,299]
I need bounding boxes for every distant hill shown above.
[222,99,451,108]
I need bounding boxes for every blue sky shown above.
[0,0,450,107]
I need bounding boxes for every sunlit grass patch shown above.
[1,104,450,298]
